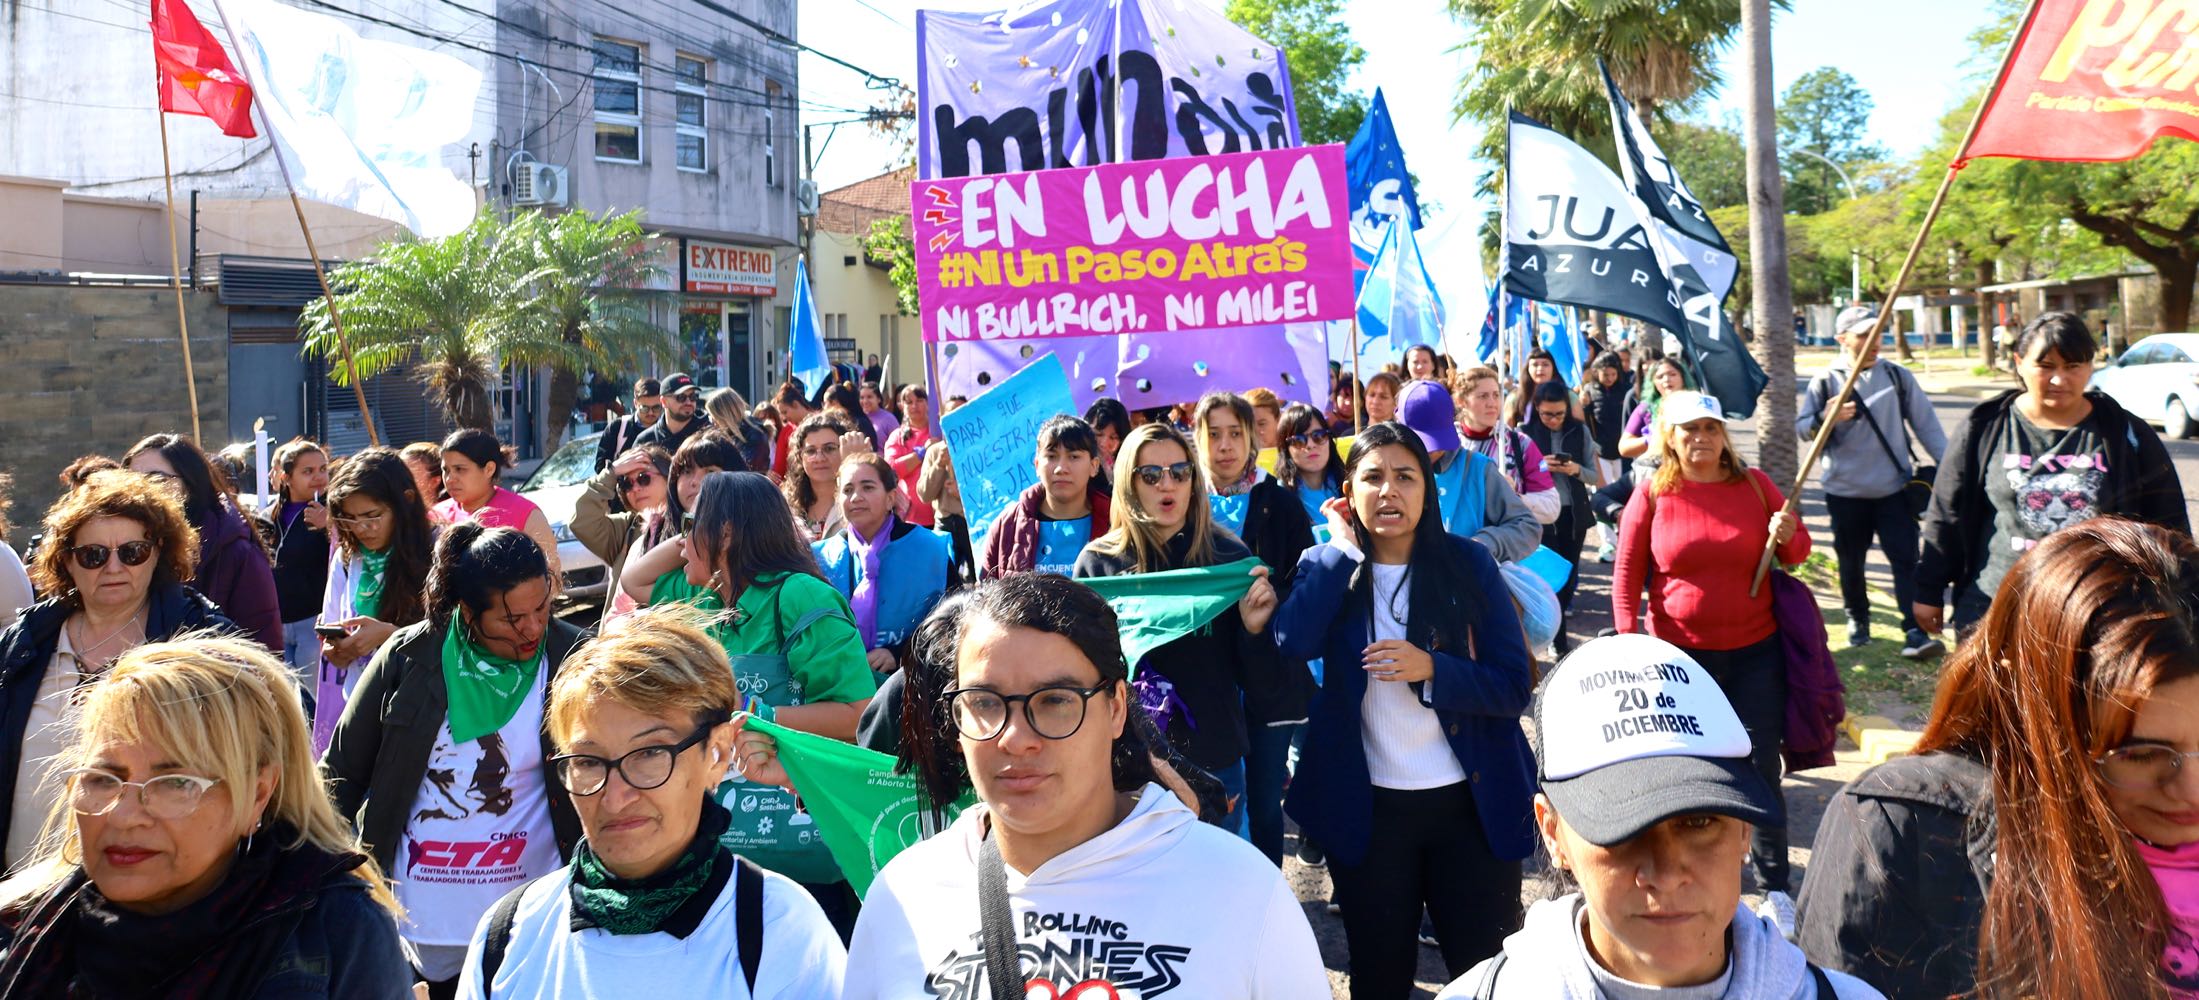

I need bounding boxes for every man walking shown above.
[635,372,707,454]
[1797,305,1950,658]
[592,376,661,471]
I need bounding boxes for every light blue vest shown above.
[1435,450,1494,538]
[812,524,952,649]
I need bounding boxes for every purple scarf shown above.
[846,514,897,648]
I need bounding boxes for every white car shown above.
[518,432,609,603]
[2088,333,2199,439]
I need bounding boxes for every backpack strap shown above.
[779,606,850,657]
[1808,962,1835,999]
[1473,951,1508,1000]
[476,873,556,990]
[735,855,765,993]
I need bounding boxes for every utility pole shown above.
[1742,0,1798,488]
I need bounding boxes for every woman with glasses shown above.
[814,453,957,681]
[0,471,237,870]
[612,434,750,615]
[1798,517,2199,999]
[1073,424,1288,841]
[653,471,876,937]
[842,572,1326,999]
[0,636,410,998]
[1275,403,1348,534]
[1278,422,1536,999]
[454,604,844,999]
[571,444,672,606]
[782,414,854,541]
[321,524,583,1000]
[315,449,435,751]
[124,433,282,651]
[432,430,562,585]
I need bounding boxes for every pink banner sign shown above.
[912,144,1353,343]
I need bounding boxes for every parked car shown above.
[2087,333,2199,439]
[517,431,608,603]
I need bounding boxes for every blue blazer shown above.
[1275,535,1538,865]
[813,520,954,654]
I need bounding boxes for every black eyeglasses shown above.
[69,541,156,571]
[1132,462,1194,487]
[617,470,657,492]
[945,685,1112,741]
[1287,429,1330,450]
[550,718,724,796]
[2095,744,2199,790]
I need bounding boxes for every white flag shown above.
[217,0,481,238]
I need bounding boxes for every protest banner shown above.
[1966,0,2199,164]
[912,144,1354,344]
[743,718,971,899]
[939,351,1077,554]
[1077,557,1264,670]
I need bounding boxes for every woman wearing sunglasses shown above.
[1275,404,1348,534]
[1798,517,2199,999]
[611,434,746,616]
[0,636,410,998]
[0,471,236,869]
[313,449,436,751]
[454,604,843,1000]
[321,524,584,999]
[843,572,1326,999]
[1073,423,1289,842]
[571,445,671,606]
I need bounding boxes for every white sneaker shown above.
[1755,889,1798,940]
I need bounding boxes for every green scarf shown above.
[1077,556,1267,670]
[440,622,543,743]
[568,798,733,936]
[353,548,390,620]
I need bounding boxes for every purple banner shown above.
[913,145,1353,344]
[938,324,1332,414]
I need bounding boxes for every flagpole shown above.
[1351,317,1365,435]
[1748,0,2042,597]
[206,0,379,448]
[155,111,203,445]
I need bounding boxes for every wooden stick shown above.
[286,193,381,448]
[156,112,202,445]
[1748,0,2043,597]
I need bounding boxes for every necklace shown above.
[69,602,147,673]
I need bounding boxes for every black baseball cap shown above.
[661,373,698,397]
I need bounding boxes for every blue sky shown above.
[798,0,2000,237]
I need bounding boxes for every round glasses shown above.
[946,685,1112,741]
[550,719,721,796]
[616,470,657,492]
[68,541,156,571]
[68,769,221,820]
[2095,744,2199,789]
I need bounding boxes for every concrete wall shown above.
[0,285,226,547]
[59,195,171,274]
[811,228,911,373]
[0,176,67,271]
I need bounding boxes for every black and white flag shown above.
[1602,59,1736,295]
[1502,111,1768,418]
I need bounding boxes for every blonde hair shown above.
[1088,423,1216,571]
[705,388,752,428]
[1649,412,1747,496]
[548,604,737,748]
[1453,365,1501,399]
[1243,387,1281,421]
[0,635,398,916]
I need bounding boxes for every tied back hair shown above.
[1338,423,1484,656]
[423,523,549,628]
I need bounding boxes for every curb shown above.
[1841,715,1922,763]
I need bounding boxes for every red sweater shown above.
[1611,468,1812,651]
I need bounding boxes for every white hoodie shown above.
[842,783,1328,1000]
[1437,894,1885,1000]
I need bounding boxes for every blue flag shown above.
[1476,283,1502,364]
[1347,89,1424,284]
[1356,217,1445,356]
[1536,301,1585,388]
[788,262,831,396]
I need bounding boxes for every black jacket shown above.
[1233,481,1315,727]
[0,586,236,863]
[1072,528,1304,772]
[1795,751,1995,1000]
[1918,389,2188,600]
[319,617,588,879]
[593,416,648,472]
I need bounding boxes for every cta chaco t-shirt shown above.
[395,677,560,982]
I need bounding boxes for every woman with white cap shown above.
[1609,391,1810,906]
[1436,634,1884,1000]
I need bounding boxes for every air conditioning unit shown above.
[796,178,820,217]
[512,163,569,207]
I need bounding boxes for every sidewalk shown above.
[1794,345,2018,399]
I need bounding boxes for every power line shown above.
[680,0,900,88]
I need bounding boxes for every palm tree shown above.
[1741,0,1797,488]
[510,210,679,452]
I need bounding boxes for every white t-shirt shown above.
[396,677,561,982]
[843,784,1328,1000]
[454,861,846,1000]
[7,629,94,868]
[1361,562,1468,790]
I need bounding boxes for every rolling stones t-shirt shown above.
[395,678,560,982]
[1979,409,2107,598]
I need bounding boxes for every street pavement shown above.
[1292,363,2199,996]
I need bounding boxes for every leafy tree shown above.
[302,211,678,439]
[863,214,920,317]
[1225,0,1368,145]
[1658,116,1749,212]
[1776,67,1886,215]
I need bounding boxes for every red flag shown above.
[151,0,256,139]
[1965,0,2199,164]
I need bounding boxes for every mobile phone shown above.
[313,623,349,640]
[1547,452,1573,466]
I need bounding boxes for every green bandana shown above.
[353,548,390,620]
[440,622,543,744]
[1077,557,1267,671]
[568,798,733,936]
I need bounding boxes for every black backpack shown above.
[476,856,766,993]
